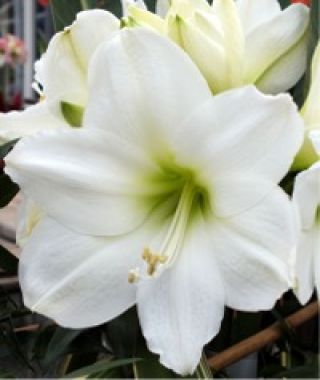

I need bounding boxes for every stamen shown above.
[141,181,196,277]
[142,248,168,276]
[128,268,140,284]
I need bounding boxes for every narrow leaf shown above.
[66,358,141,378]
[278,0,291,9]
[43,327,83,367]
[0,139,18,159]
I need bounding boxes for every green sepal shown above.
[60,101,84,128]
[0,139,19,159]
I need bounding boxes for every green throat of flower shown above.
[316,207,320,226]
[129,166,209,283]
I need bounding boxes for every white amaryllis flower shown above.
[292,144,320,304]
[126,0,309,94]
[293,41,320,170]
[5,29,303,374]
[0,10,119,143]
[0,10,119,247]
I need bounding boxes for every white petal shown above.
[211,177,278,218]
[5,128,162,236]
[66,10,119,69]
[256,30,308,94]
[16,195,43,248]
[292,165,320,303]
[156,0,170,17]
[121,0,147,17]
[37,10,119,107]
[0,102,67,143]
[294,228,315,304]
[309,130,320,155]
[302,42,320,126]
[244,4,309,87]
[176,16,228,93]
[208,187,294,311]
[171,86,303,184]
[314,230,320,298]
[293,163,320,230]
[84,27,211,153]
[20,202,174,328]
[210,0,245,89]
[137,217,225,375]
[20,218,135,327]
[236,0,281,35]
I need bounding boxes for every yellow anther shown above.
[142,248,168,276]
[128,269,140,284]
[142,247,152,261]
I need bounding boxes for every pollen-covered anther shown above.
[128,268,140,284]
[142,248,168,276]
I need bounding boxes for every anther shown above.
[128,268,140,284]
[142,248,168,276]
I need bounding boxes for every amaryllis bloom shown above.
[5,29,303,374]
[125,0,309,94]
[293,41,320,170]
[0,10,119,143]
[292,137,320,304]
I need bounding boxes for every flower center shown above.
[128,180,206,283]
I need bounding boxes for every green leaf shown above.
[43,327,83,367]
[0,245,18,274]
[278,0,291,9]
[309,0,320,56]
[60,101,84,128]
[51,0,83,31]
[65,358,141,378]
[303,0,320,99]
[274,363,319,378]
[106,307,138,359]
[0,139,19,159]
[0,369,14,378]
[133,333,177,378]
[0,174,19,208]
[51,0,122,31]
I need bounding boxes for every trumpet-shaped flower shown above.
[5,29,303,374]
[292,139,320,303]
[0,10,119,143]
[293,42,320,170]
[126,0,309,94]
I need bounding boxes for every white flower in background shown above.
[0,10,119,247]
[121,0,147,16]
[293,41,320,170]
[5,29,303,374]
[126,0,309,94]
[310,130,320,154]
[0,10,119,143]
[292,136,320,304]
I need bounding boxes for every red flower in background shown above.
[38,0,50,7]
[291,0,311,5]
